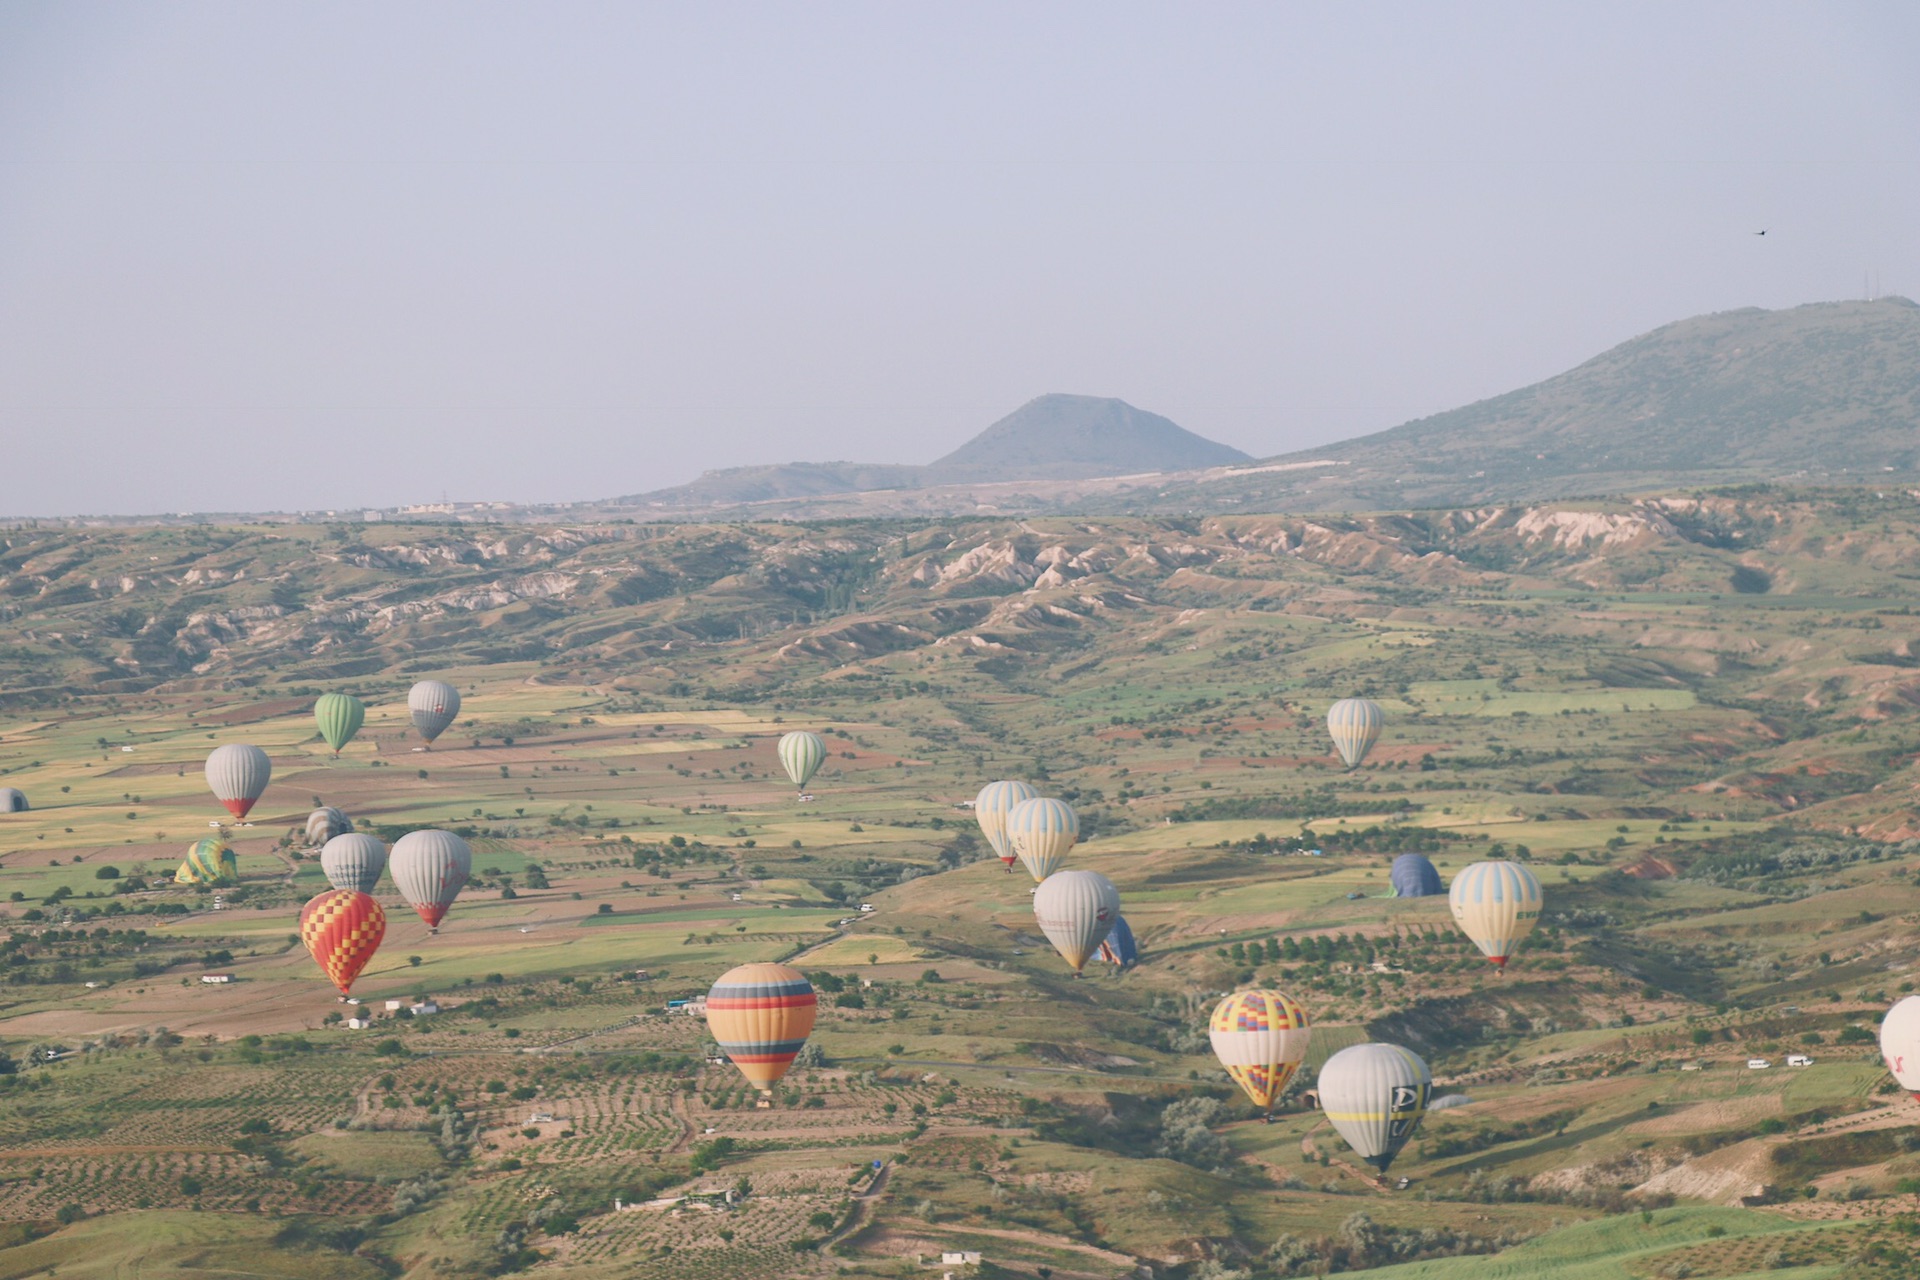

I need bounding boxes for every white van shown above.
[1787,1054,1814,1068]
[1746,1058,1772,1070]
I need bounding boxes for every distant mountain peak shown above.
[931,394,1251,479]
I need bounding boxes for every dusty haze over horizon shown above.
[2,3,1917,517]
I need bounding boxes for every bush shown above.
[93,866,120,880]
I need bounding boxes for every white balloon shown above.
[205,744,271,819]
[1032,870,1119,974]
[1882,996,1920,1100]
[1318,1042,1433,1173]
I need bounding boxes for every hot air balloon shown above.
[1008,797,1079,883]
[1098,913,1139,969]
[175,836,238,885]
[1881,996,1920,1101]
[1389,854,1443,898]
[407,680,461,747]
[1033,870,1119,975]
[974,780,1039,871]
[1210,989,1312,1119]
[321,832,388,894]
[777,731,827,791]
[205,744,271,820]
[705,962,817,1093]
[314,693,366,755]
[390,829,472,933]
[306,806,352,847]
[1318,1042,1432,1173]
[1327,698,1384,769]
[0,788,27,813]
[301,889,386,996]
[1448,860,1543,969]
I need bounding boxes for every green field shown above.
[6,494,1920,1275]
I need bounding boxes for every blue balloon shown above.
[1097,913,1139,968]
[1390,854,1443,898]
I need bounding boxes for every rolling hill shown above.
[1153,296,1920,514]
[929,393,1251,479]
[608,393,1248,513]
[589,298,1920,522]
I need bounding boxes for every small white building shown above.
[411,1000,440,1016]
[528,1112,555,1124]
[940,1252,982,1266]
[346,1017,372,1030]
[200,973,233,985]
[385,999,405,1012]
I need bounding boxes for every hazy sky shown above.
[3,3,1917,516]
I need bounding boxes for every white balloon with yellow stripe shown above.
[1318,1042,1432,1172]
[1326,697,1384,768]
[1007,796,1079,883]
[777,731,827,790]
[1448,859,1544,969]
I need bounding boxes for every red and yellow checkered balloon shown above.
[300,889,386,996]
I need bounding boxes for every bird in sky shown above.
[1754,229,1768,236]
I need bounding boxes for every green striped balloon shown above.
[314,693,366,755]
[777,731,827,789]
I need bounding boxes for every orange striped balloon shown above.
[300,889,386,996]
[705,962,817,1092]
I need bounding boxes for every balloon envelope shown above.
[321,832,388,895]
[1033,870,1119,973]
[390,830,472,932]
[1327,698,1384,768]
[1318,1042,1433,1172]
[778,731,827,789]
[301,889,386,995]
[1098,913,1139,968]
[1389,854,1443,898]
[1210,989,1312,1114]
[175,836,238,885]
[974,780,1039,867]
[1008,797,1079,883]
[314,693,366,754]
[1882,996,1920,1100]
[205,744,271,820]
[1448,860,1543,968]
[306,806,352,847]
[0,787,26,813]
[706,962,817,1091]
[407,680,461,745]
